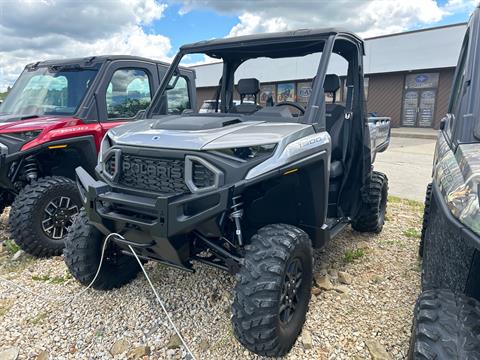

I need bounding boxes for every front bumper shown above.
[76,166,231,267]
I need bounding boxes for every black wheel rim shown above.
[41,196,79,240]
[279,257,303,325]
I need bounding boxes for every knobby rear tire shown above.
[351,171,388,233]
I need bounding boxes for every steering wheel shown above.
[275,101,305,115]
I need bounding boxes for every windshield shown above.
[0,65,99,118]
[150,35,346,124]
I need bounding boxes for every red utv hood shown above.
[0,116,89,152]
[0,116,79,133]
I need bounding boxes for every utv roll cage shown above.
[148,29,365,129]
[147,29,371,219]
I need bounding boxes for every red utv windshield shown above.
[0,65,98,119]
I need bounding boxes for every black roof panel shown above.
[181,27,364,56]
[25,55,191,71]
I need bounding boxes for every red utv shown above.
[0,55,196,256]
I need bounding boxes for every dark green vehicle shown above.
[409,5,480,359]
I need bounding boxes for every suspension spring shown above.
[24,156,38,182]
[230,195,244,246]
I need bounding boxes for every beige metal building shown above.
[191,23,467,129]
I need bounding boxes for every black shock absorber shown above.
[23,156,38,182]
[230,195,244,246]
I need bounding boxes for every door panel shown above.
[95,60,159,126]
[402,89,437,127]
[418,90,436,127]
[402,91,419,126]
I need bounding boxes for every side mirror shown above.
[439,117,448,130]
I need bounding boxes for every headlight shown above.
[213,143,276,161]
[3,130,42,141]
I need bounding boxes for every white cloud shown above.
[177,0,475,38]
[0,0,170,91]
[228,13,288,37]
[181,54,219,66]
[444,0,478,13]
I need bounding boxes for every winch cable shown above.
[0,232,196,360]
[126,241,196,360]
[0,232,117,304]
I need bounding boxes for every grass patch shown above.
[344,248,365,263]
[371,275,383,284]
[379,239,407,248]
[3,239,20,254]
[387,195,403,204]
[31,272,72,284]
[0,257,35,276]
[403,228,421,239]
[412,258,422,273]
[0,299,13,317]
[29,311,48,325]
[388,195,424,212]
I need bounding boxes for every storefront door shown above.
[402,89,437,127]
[402,73,439,128]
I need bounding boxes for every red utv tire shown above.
[9,176,81,257]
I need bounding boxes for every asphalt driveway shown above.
[375,136,437,201]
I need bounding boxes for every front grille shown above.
[118,155,189,194]
[104,152,218,194]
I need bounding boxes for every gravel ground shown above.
[0,197,423,360]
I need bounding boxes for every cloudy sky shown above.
[0,0,477,91]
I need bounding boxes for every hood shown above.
[0,115,78,133]
[109,115,314,150]
[0,115,83,154]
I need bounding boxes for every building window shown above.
[297,81,312,105]
[277,83,296,102]
[259,84,276,105]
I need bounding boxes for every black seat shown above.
[324,74,345,178]
[233,78,262,114]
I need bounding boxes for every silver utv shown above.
[66,28,389,357]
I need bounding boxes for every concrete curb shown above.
[391,129,438,140]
